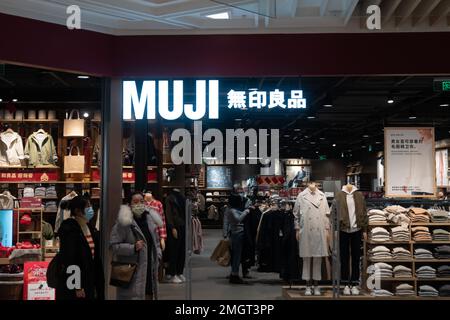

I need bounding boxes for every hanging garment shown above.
[147,133,158,166]
[256,209,286,272]
[24,131,58,166]
[280,210,301,281]
[92,125,101,167]
[192,216,203,254]
[208,205,219,220]
[241,207,262,271]
[0,191,18,209]
[293,188,330,258]
[0,130,25,166]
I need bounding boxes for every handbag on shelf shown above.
[27,110,36,120]
[15,110,24,121]
[110,226,139,288]
[64,146,85,174]
[38,110,47,120]
[63,109,85,137]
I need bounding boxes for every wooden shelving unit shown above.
[364,218,450,298]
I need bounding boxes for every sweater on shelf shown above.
[369,246,392,260]
[412,226,432,242]
[419,285,439,297]
[367,262,393,278]
[415,248,434,259]
[429,209,449,223]
[437,265,450,278]
[392,247,412,260]
[391,226,410,242]
[371,289,394,297]
[370,227,391,242]
[393,265,413,278]
[439,285,450,297]
[416,266,437,279]
[434,245,450,259]
[368,209,387,223]
[395,283,415,296]
[433,229,450,241]
[408,208,431,223]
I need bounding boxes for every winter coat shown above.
[0,130,25,166]
[165,191,186,229]
[24,131,58,166]
[293,188,330,258]
[110,205,162,300]
[56,218,105,300]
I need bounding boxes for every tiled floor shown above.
[158,229,285,300]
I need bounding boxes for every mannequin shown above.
[293,181,330,296]
[145,192,167,252]
[334,182,367,296]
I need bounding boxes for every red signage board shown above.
[23,261,55,300]
[91,168,157,183]
[0,170,58,183]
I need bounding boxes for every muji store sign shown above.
[122,80,307,120]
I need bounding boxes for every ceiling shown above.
[0,0,449,35]
[1,64,449,160]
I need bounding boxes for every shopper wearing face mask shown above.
[56,195,104,300]
[110,192,163,300]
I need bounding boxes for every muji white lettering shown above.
[366,5,381,30]
[66,5,81,30]
[175,304,210,318]
[227,89,306,110]
[66,265,81,290]
[123,80,219,120]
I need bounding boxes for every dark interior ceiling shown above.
[1,64,449,160]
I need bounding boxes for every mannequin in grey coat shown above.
[110,205,162,300]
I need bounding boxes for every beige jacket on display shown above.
[293,188,330,258]
[0,130,25,166]
[24,131,58,167]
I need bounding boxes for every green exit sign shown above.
[319,155,327,160]
[443,81,450,92]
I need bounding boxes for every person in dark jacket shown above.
[56,195,104,300]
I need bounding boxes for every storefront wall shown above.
[1,13,450,300]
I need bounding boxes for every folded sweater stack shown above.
[392,226,410,242]
[371,289,394,297]
[433,229,450,241]
[415,248,434,259]
[429,209,449,223]
[34,187,46,197]
[393,265,413,278]
[370,227,391,242]
[368,209,387,223]
[439,285,450,297]
[416,266,436,279]
[369,246,392,260]
[395,283,415,296]
[392,247,412,260]
[412,226,432,242]
[434,245,450,259]
[45,186,57,198]
[385,206,410,226]
[419,285,439,297]
[367,262,393,278]
[437,265,450,278]
[408,208,431,223]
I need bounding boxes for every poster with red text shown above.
[23,261,55,300]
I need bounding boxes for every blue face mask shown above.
[84,207,95,221]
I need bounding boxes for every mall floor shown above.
[159,229,285,300]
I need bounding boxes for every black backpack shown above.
[46,253,64,289]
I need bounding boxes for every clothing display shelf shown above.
[0,119,59,123]
[364,202,450,298]
[14,207,43,249]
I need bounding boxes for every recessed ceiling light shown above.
[409,115,417,120]
[332,144,336,147]
[0,98,2,102]
[83,112,89,118]
[323,104,333,107]
[307,116,315,119]
[235,119,242,121]
[387,99,394,104]
[310,142,316,144]
[363,134,369,138]
[319,137,325,140]
[206,12,230,19]
[375,141,381,144]
[304,135,309,138]
[294,129,301,131]
[12,99,18,102]
[362,145,367,148]
[283,135,290,137]
[77,75,90,79]
[315,151,319,154]
[440,103,449,107]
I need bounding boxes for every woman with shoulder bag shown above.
[110,192,162,300]
[56,195,104,300]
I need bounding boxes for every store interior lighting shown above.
[206,12,230,19]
